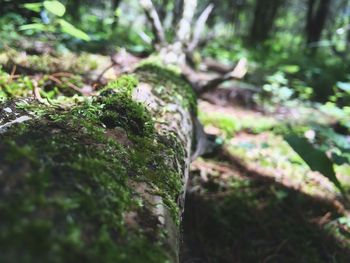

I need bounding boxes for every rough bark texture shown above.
[0,62,195,263]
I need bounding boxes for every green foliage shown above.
[0,67,33,101]
[285,134,344,193]
[58,19,90,41]
[0,51,98,103]
[255,72,294,108]
[135,62,197,114]
[199,111,276,138]
[43,0,66,17]
[0,14,25,49]
[20,0,90,41]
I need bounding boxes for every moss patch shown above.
[0,49,99,74]
[135,63,197,114]
[0,74,184,262]
[0,67,34,102]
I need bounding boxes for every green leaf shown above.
[43,0,66,17]
[58,19,90,41]
[281,65,300,74]
[23,2,43,12]
[114,7,122,17]
[19,23,46,31]
[285,134,344,192]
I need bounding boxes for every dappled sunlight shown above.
[182,97,350,262]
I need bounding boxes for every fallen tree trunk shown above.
[0,62,196,263]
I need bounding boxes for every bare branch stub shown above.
[158,0,198,65]
[176,0,198,46]
[199,58,248,94]
[187,3,214,53]
[140,0,167,47]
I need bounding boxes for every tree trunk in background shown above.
[248,0,283,45]
[0,63,195,263]
[306,0,331,47]
[232,0,247,35]
[67,0,82,23]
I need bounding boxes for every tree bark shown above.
[248,0,283,45]
[306,0,331,47]
[67,0,82,23]
[0,62,195,263]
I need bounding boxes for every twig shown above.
[95,63,116,83]
[32,79,46,104]
[48,75,62,85]
[202,57,233,74]
[137,31,153,45]
[262,239,289,263]
[9,65,17,83]
[48,75,83,94]
[65,82,83,93]
[51,72,74,78]
[199,58,248,94]
[187,3,214,53]
[7,74,21,79]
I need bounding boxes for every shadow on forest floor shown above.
[181,150,350,263]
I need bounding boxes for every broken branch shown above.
[199,58,248,94]
[187,3,214,53]
[140,0,167,46]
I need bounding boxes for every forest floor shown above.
[182,99,350,263]
[1,48,350,262]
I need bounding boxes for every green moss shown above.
[199,110,277,138]
[0,50,105,104]
[103,74,139,96]
[135,62,197,114]
[0,67,34,101]
[0,74,184,262]
[0,50,100,74]
[100,93,154,136]
[0,67,87,104]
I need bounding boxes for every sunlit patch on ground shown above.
[182,100,350,263]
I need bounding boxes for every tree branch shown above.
[187,3,214,53]
[199,58,248,94]
[140,0,167,46]
[176,0,198,45]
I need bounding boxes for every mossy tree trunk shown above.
[0,63,196,263]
